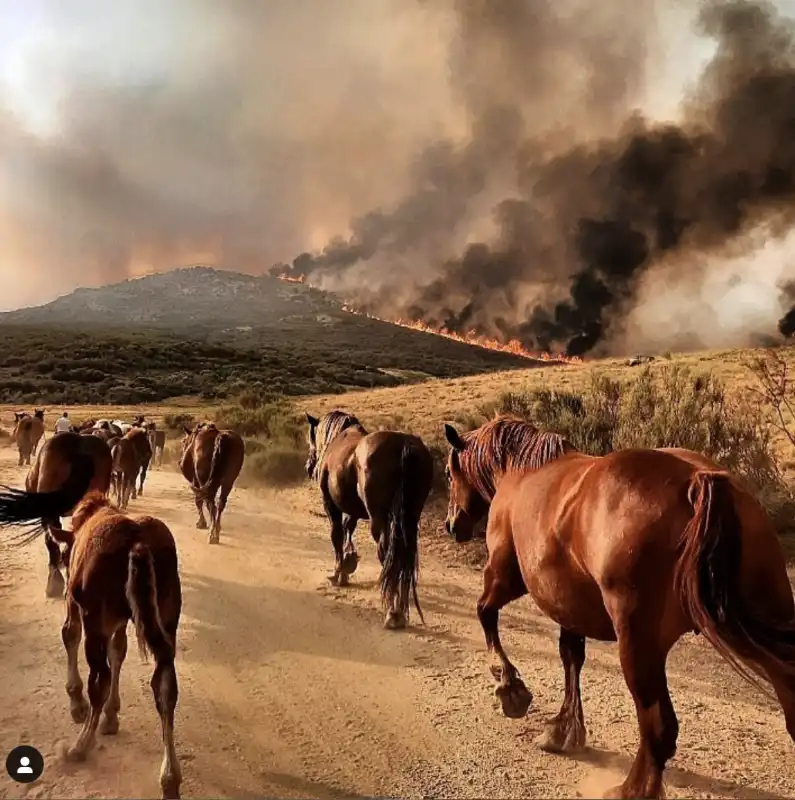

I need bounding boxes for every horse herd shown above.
[1,406,794,799]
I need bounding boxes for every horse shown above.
[305,410,434,630]
[94,420,123,438]
[179,423,244,544]
[0,490,182,798]
[443,415,795,799]
[146,422,167,468]
[12,409,45,466]
[110,428,152,509]
[15,431,113,598]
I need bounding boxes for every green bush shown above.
[240,445,307,489]
[214,399,303,442]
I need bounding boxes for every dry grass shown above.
[295,346,795,464]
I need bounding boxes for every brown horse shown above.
[14,431,113,597]
[146,422,167,468]
[111,428,152,509]
[179,423,244,544]
[305,410,434,629]
[13,409,45,466]
[443,415,795,799]
[0,490,182,798]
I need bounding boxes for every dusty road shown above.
[0,448,793,800]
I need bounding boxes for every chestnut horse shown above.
[0,490,182,799]
[14,431,113,598]
[179,423,245,544]
[443,415,795,799]
[111,428,152,509]
[305,410,434,629]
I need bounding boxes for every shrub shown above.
[241,444,307,489]
[214,398,303,442]
[163,412,195,431]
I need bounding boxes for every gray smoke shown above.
[278,0,795,356]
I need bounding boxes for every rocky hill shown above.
[0,266,551,405]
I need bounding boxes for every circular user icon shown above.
[5,745,44,784]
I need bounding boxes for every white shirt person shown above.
[55,413,72,434]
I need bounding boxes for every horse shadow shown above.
[569,746,790,800]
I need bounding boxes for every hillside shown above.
[0,267,561,404]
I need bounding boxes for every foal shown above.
[0,490,183,799]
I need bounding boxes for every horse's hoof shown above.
[341,550,359,576]
[160,775,181,800]
[70,699,89,724]
[63,744,88,763]
[207,533,219,545]
[46,570,65,599]
[495,679,533,719]
[196,520,208,530]
[384,610,407,630]
[535,718,586,753]
[99,713,119,735]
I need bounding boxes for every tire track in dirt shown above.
[0,449,793,799]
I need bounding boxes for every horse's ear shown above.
[183,426,193,435]
[306,413,319,427]
[444,423,466,451]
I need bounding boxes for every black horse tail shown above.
[0,453,96,545]
[379,440,428,624]
[197,431,227,499]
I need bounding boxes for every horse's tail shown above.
[126,542,174,662]
[197,431,227,499]
[676,470,795,695]
[0,453,95,544]
[379,441,426,624]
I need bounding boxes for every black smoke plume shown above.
[278,0,795,356]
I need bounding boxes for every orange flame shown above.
[276,273,582,364]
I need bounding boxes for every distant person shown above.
[55,411,72,434]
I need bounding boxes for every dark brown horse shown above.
[443,415,795,799]
[179,423,244,544]
[306,410,434,630]
[146,422,167,467]
[110,428,152,508]
[11,431,113,598]
[0,490,182,798]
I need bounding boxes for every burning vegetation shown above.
[276,273,582,364]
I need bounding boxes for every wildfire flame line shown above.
[276,272,582,364]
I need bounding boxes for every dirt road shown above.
[0,449,793,799]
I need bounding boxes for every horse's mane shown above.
[459,415,572,502]
[315,410,365,468]
[71,491,114,532]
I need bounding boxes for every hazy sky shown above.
[0,0,791,339]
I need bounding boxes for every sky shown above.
[0,0,794,356]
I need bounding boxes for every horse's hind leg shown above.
[478,544,532,718]
[44,526,66,598]
[100,626,128,735]
[206,492,219,545]
[138,461,149,496]
[536,628,587,753]
[151,630,182,799]
[341,514,360,577]
[65,626,111,762]
[193,492,208,530]
[62,601,88,723]
[604,616,678,799]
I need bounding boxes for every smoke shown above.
[0,0,462,310]
[6,0,795,355]
[278,0,795,356]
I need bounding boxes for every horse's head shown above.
[305,413,320,479]
[443,423,489,543]
[34,409,44,420]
